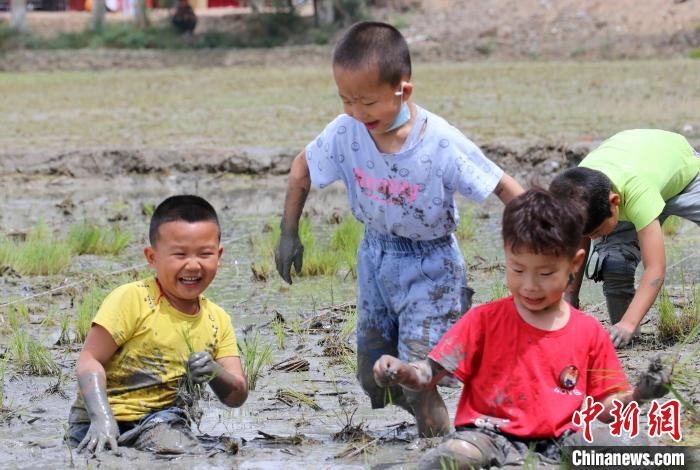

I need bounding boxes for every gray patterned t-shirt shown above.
[305,105,503,240]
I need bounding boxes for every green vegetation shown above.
[455,207,478,241]
[270,319,286,350]
[662,215,682,236]
[0,223,73,276]
[490,279,510,301]
[690,49,700,60]
[339,306,358,342]
[0,357,7,411]
[68,222,131,255]
[9,330,59,376]
[7,302,30,332]
[657,286,699,343]
[240,333,273,391]
[74,286,109,343]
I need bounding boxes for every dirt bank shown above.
[0,142,597,180]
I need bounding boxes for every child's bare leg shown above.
[403,387,450,437]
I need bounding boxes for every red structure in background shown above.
[68,0,237,11]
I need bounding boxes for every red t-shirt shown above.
[428,296,630,439]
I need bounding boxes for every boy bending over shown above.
[374,189,672,468]
[550,129,700,347]
[67,195,248,454]
[275,21,522,437]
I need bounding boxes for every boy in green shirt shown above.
[550,129,700,348]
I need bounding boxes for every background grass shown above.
[0,60,698,156]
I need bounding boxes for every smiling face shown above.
[144,220,222,315]
[505,246,584,316]
[333,65,410,135]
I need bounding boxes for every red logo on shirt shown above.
[559,365,579,389]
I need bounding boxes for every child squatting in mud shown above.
[67,195,248,454]
[373,189,674,468]
[550,129,700,348]
[274,21,523,438]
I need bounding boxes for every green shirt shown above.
[580,129,700,231]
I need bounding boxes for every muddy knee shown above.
[133,422,202,454]
[419,438,485,469]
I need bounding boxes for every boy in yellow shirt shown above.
[67,195,248,454]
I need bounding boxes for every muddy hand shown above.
[635,353,673,401]
[373,354,405,387]
[187,351,222,385]
[76,372,119,455]
[610,321,635,348]
[275,232,304,284]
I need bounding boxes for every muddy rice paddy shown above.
[1,60,699,469]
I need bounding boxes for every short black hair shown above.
[149,195,220,245]
[333,21,411,86]
[549,167,613,235]
[502,187,584,258]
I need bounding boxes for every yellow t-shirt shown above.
[70,278,239,422]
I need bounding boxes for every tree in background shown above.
[10,0,29,33]
[91,0,106,32]
[135,0,150,28]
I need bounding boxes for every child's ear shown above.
[217,245,224,262]
[401,81,413,101]
[144,246,156,267]
[609,192,621,208]
[571,248,586,273]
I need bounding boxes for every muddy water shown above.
[1,173,698,468]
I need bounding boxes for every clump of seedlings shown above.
[0,357,7,412]
[0,222,72,276]
[662,215,682,236]
[455,206,478,241]
[240,332,273,391]
[330,216,363,278]
[177,327,205,426]
[490,279,510,301]
[270,318,286,350]
[6,302,30,332]
[657,286,699,343]
[9,329,59,376]
[74,285,109,343]
[67,221,131,255]
[275,388,322,411]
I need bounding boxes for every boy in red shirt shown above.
[373,188,672,468]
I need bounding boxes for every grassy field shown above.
[0,59,699,155]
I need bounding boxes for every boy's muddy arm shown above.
[275,150,310,284]
[373,355,448,391]
[597,354,672,422]
[493,173,524,205]
[187,353,248,407]
[612,221,665,347]
[76,324,120,454]
[565,237,590,309]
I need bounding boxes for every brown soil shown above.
[1,0,699,72]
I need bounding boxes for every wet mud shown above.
[0,171,698,468]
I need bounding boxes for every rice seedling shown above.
[657,289,683,343]
[275,388,322,411]
[7,302,30,332]
[177,326,206,427]
[57,311,71,345]
[270,319,286,350]
[141,202,156,217]
[240,332,273,391]
[490,279,510,301]
[680,284,699,333]
[12,238,73,276]
[10,330,59,376]
[662,215,682,236]
[339,306,358,342]
[0,357,7,411]
[0,237,13,267]
[455,206,478,241]
[522,442,538,470]
[439,457,460,470]
[74,285,108,343]
[68,222,131,255]
[340,346,357,375]
[330,216,363,277]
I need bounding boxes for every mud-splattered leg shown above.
[403,387,450,437]
[419,429,504,469]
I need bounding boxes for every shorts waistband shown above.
[363,227,454,253]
